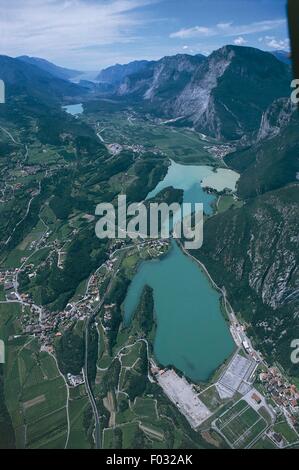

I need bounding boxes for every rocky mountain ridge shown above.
[115,46,291,141]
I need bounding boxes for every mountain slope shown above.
[97,60,154,84]
[271,50,291,65]
[0,55,85,105]
[191,46,291,140]
[226,106,299,199]
[116,46,291,141]
[17,56,82,81]
[118,53,205,102]
[194,100,299,375]
[196,183,299,375]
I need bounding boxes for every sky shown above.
[0,0,290,71]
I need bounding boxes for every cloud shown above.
[259,35,290,50]
[0,0,156,69]
[170,19,286,39]
[170,26,213,39]
[234,37,247,46]
[217,23,233,30]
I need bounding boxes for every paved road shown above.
[4,181,41,246]
[0,126,20,144]
[83,247,130,449]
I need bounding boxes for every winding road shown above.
[82,245,132,449]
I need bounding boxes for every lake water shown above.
[201,168,240,192]
[124,241,235,382]
[123,161,238,382]
[63,103,83,116]
[146,160,239,215]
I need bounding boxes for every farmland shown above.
[214,400,268,449]
[83,106,216,165]
[0,303,68,449]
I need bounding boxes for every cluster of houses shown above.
[204,143,236,160]
[2,238,170,385]
[4,240,124,349]
[67,373,85,387]
[106,142,151,157]
[20,165,41,176]
[102,303,116,331]
[259,368,299,423]
[107,143,123,156]
[139,239,169,256]
[0,269,17,300]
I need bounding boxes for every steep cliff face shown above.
[192,66,299,373]
[196,184,299,373]
[176,46,290,140]
[226,114,299,199]
[170,48,234,139]
[257,98,295,141]
[118,54,204,101]
[116,46,291,141]
[143,54,204,101]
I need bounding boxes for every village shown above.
[0,236,169,361]
[0,219,298,442]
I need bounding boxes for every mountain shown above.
[196,182,299,375]
[17,55,82,81]
[0,55,86,105]
[256,97,294,142]
[176,46,291,141]
[116,46,291,141]
[271,50,292,66]
[226,105,299,199]
[194,98,299,375]
[97,60,155,84]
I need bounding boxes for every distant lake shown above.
[63,103,83,116]
[123,160,238,382]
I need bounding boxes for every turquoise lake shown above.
[124,161,238,382]
[146,160,239,215]
[124,241,235,382]
[63,103,83,116]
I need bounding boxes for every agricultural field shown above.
[84,108,215,165]
[217,195,243,214]
[214,400,268,449]
[132,397,158,419]
[26,142,64,166]
[67,389,91,449]
[199,385,225,412]
[98,330,209,450]
[1,217,50,270]
[103,394,168,449]
[0,303,68,449]
[273,420,299,446]
[0,284,5,300]
[252,435,278,449]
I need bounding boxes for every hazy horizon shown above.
[9,43,290,75]
[0,0,290,71]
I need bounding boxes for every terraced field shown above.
[215,400,268,449]
[0,303,68,449]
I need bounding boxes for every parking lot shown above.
[157,369,212,429]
